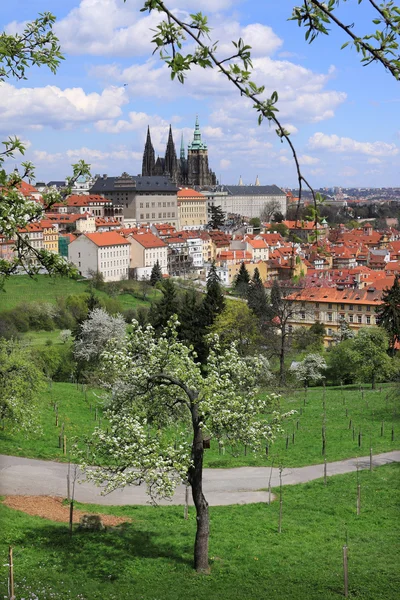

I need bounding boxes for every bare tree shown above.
[261,199,283,223]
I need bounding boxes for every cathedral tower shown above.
[164,125,179,182]
[187,116,216,187]
[142,126,155,176]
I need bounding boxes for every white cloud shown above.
[298,154,320,165]
[28,0,234,58]
[219,159,231,170]
[0,83,128,131]
[308,133,399,157]
[367,157,383,164]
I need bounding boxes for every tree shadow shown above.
[19,519,192,581]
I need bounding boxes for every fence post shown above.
[8,546,14,600]
[343,545,349,598]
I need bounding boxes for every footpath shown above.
[1,451,399,506]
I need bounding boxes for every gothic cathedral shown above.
[142,117,217,187]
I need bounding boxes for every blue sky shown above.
[1,0,399,188]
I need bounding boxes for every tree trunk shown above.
[188,404,210,573]
[279,335,285,385]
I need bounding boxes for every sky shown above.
[1,0,399,188]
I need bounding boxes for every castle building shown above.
[142,117,217,188]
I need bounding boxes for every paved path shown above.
[1,451,399,506]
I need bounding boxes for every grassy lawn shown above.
[22,329,64,347]
[0,275,155,312]
[1,383,398,468]
[0,276,93,310]
[1,464,399,599]
[0,383,105,461]
[205,384,400,468]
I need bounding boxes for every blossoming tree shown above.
[84,317,290,572]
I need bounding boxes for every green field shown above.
[1,382,398,467]
[0,383,105,461]
[0,275,156,312]
[22,329,65,347]
[1,464,399,599]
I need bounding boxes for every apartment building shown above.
[285,286,386,344]
[127,232,168,278]
[68,231,130,282]
[177,188,207,229]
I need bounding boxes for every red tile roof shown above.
[177,188,206,199]
[130,233,167,248]
[83,232,129,247]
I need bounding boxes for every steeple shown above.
[255,175,260,186]
[238,175,243,186]
[142,125,155,176]
[180,133,185,160]
[164,124,178,179]
[188,115,207,151]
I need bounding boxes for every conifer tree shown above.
[208,205,225,229]
[233,262,250,297]
[178,288,203,352]
[150,260,163,286]
[201,262,225,329]
[376,274,400,355]
[247,267,268,318]
[149,278,179,332]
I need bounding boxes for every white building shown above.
[68,231,130,282]
[127,232,168,278]
[205,184,286,220]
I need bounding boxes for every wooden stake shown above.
[69,501,74,536]
[268,461,274,506]
[184,485,189,520]
[55,414,58,427]
[348,418,352,430]
[296,420,299,430]
[392,425,394,442]
[357,483,361,515]
[286,435,289,449]
[345,408,348,417]
[63,435,67,456]
[352,426,355,441]
[278,467,283,533]
[8,546,14,600]
[292,431,295,445]
[381,421,384,437]
[369,446,373,472]
[343,545,349,598]
[358,429,362,447]
[324,458,327,486]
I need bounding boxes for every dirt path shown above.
[3,495,130,525]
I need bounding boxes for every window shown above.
[146,203,149,208]
[315,302,319,308]
[328,328,332,336]
[349,304,354,311]
[358,305,362,311]
[328,303,332,309]
[367,305,371,312]
[300,311,305,320]
[328,313,333,322]
[340,303,345,310]
[78,252,81,258]
[349,314,354,323]
[357,315,362,323]
[366,315,371,324]
[152,213,155,219]
[140,203,143,208]
[140,214,144,219]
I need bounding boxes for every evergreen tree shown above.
[149,278,179,332]
[270,279,282,314]
[247,267,268,318]
[376,274,400,355]
[150,260,163,286]
[178,288,202,352]
[201,263,225,326]
[208,205,225,229]
[233,262,250,297]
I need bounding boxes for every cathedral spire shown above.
[255,175,260,186]
[188,115,207,150]
[142,125,155,176]
[164,124,178,180]
[238,175,243,186]
[180,133,185,160]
